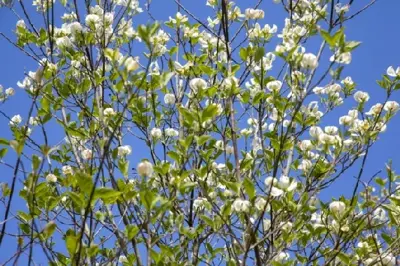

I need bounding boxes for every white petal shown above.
[270,187,284,197]
[387,66,396,77]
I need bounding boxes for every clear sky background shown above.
[0,0,399,263]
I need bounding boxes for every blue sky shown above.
[0,0,399,263]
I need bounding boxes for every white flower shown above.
[189,78,207,92]
[5,88,15,96]
[215,140,224,150]
[165,128,179,137]
[103,108,116,116]
[9,115,22,127]
[193,197,207,210]
[222,76,239,90]
[137,161,153,177]
[309,126,323,138]
[387,66,400,77]
[324,126,338,135]
[115,0,142,12]
[341,76,354,86]
[339,115,353,125]
[247,118,258,126]
[348,109,359,118]
[241,128,253,136]
[299,140,313,151]
[264,176,278,187]
[313,86,325,94]
[245,8,264,20]
[279,175,291,189]
[206,0,218,7]
[225,145,234,154]
[150,128,162,139]
[298,159,313,172]
[46,173,57,183]
[335,3,349,13]
[232,199,251,213]
[330,52,352,64]
[279,175,297,191]
[254,197,267,211]
[275,252,290,262]
[353,91,370,103]
[164,93,176,105]
[384,101,400,113]
[16,19,26,29]
[118,255,128,263]
[118,145,132,156]
[372,207,387,223]
[169,12,188,24]
[329,201,346,216]
[270,187,284,197]
[301,53,318,69]
[29,117,39,126]
[85,14,100,26]
[81,149,93,160]
[318,133,336,145]
[124,56,139,72]
[381,253,396,266]
[343,139,354,147]
[366,103,383,116]
[56,36,73,49]
[266,80,282,92]
[280,221,293,231]
[263,219,271,230]
[69,21,83,35]
[62,165,73,175]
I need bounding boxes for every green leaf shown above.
[254,47,265,62]
[196,135,211,146]
[118,159,129,178]
[32,155,42,171]
[224,181,240,195]
[140,190,159,210]
[239,47,248,61]
[0,138,9,145]
[68,192,84,208]
[198,65,214,76]
[95,188,122,204]
[161,72,174,87]
[243,178,256,200]
[169,46,178,55]
[202,104,218,122]
[167,151,180,162]
[43,221,56,239]
[76,172,93,194]
[375,177,387,187]
[345,41,361,52]
[381,233,393,245]
[332,28,344,45]
[126,225,139,240]
[337,252,350,264]
[65,234,78,257]
[41,97,51,113]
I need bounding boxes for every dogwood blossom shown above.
[118,145,132,156]
[353,91,370,103]
[384,101,400,112]
[164,93,176,105]
[137,161,154,177]
[9,114,22,127]
[151,128,162,139]
[46,173,57,183]
[387,66,400,77]
[245,8,264,20]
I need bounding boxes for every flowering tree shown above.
[0,0,400,265]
